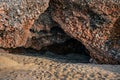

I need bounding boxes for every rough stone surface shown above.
[0,0,50,48]
[51,0,120,64]
[25,7,70,50]
[0,0,120,64]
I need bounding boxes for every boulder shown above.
[0,0,50,48]
[51,0,120,64]
[0,0,120,64]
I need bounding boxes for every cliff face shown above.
[50,0,120,64]
[0,0,120,64]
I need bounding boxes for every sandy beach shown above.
[0,52,120,80]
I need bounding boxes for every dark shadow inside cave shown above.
[0,38,91,63]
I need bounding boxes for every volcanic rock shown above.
[0,0,120,64]
[25,7,70,50]
[51,0,120,64]
[0,0,50,48]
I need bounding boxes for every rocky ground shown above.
[0,51,120,80]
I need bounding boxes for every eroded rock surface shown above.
[0,0,120,64]
[0,0,50,48]
[51,0,120,64]
[0,0,70,50]
[25,7,70,50]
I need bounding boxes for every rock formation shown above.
[25,7,70,50]
[0,0,50,48]
[0,0,120,64]
[50,0,120,64]
[0,0,70,50]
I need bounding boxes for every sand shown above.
[0,52,120,80]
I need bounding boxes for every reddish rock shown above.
[0,0,120,64]
[51,0,120,64]
[25,7,70,50]
[0,0,50,48]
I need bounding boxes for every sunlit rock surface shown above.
[0,0,120,64]
[51,0,120,64]
[0,0,49,48]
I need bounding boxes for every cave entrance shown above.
[1,38,91,63]
[40,38,91,63]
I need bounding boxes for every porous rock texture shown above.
[0,0,120,64]
[25,7,70,50]
[0,0,70,50]
[0,0,50,48]
[50,0,120,64]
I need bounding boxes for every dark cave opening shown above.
[0,38,91,63]
[41,38,90,56]
[0,4,91,63]
[41,38,91,63]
